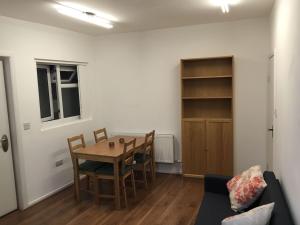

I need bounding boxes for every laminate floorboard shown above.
[0,174,204,225]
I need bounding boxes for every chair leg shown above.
[73,175,78,199]
[94,177,99,204]
[143,164,148,189]
[149,161,154,183]
[152,160,156,182]
[131,170,136,198]
[86,175,90,190]
[122,178,128,208]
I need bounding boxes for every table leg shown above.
[114,159,121,209]
[74,160,80,201]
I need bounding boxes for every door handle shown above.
[1,134,9,152]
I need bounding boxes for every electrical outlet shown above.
[23,123,31,130]
[55,160,64,167]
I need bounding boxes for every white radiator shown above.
[110,132,174,163]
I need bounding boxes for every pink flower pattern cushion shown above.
[227,165,267,212]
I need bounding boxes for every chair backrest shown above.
[142,130,155,160]
[121,138,136,172]
[94,128,108,143]
[67,134,85,166]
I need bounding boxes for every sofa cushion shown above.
[227,165,267,212]
[195,192,238,225]
[254,171,295,225]
[222,203,274,225]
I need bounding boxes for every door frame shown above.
[266,52,279,176]
[0,51,28,210]
[269,52,280,177]
[266,54,274,171]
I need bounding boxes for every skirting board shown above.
[183,174,204,179]
[27,181,73,208]
[156,162,182,174]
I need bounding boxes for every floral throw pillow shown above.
[227,165,267,212]
[222,203,274,225]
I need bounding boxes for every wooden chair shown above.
[93,128,108,143]
[67,134,102,199]
[133,130,155,189]
[95,139,137,208]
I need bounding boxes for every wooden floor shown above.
[0,174,203,225]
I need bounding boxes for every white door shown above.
[267,56,275,171]
[0,60,17,217]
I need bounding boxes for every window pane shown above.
[62,87,80,118]
[37,68,51,118]
[60,66,78,84]
[50,66,60,120]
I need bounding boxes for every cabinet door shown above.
[182,120,206,175]
[206,121,233,176]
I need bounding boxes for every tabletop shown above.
[73,136,145,158]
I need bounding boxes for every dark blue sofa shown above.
[195,171,295,225]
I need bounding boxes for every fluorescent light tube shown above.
[59,1,118,22]
[211,0,238,13]
[54,4,113,29]
[221,2,230,13]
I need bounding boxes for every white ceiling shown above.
[0,0,274,36]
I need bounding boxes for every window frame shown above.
[57,65,81,119]
[36,62,81,123]
[37,64,55,122]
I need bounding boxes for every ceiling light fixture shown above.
[54,1,114,29]
[220,1,230,13]
[211,0,239,14]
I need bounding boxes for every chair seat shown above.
[95,163,131,176]
[79,160,106,172]
[134,153,151,164]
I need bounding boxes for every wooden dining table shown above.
[73,136,145,209]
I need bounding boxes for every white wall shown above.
[0,16,99,209]
[95,18,270,174]
[0,15,271,210]
[271,0,300,223]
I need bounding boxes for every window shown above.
[36,63,81,122]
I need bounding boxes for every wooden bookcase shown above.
[181,56,234,177]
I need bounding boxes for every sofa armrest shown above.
[204,174,232,195]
